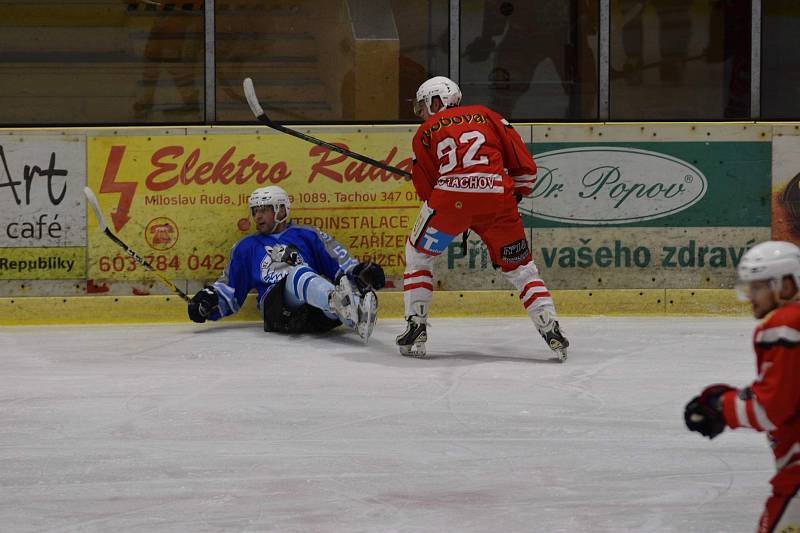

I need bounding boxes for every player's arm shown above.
[411,135,435,201]
[310,228,385,294]
[686,332,800,439]
[719,343,800,432]
[307,227,357,279]
[188,241,252,323]
[488,109,537,197]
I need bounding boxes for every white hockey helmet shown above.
[413,76,462,118]
[736,240,800,299]
[248,185,290,224]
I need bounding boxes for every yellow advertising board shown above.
[0,247,85,280]
[87,130,417,281]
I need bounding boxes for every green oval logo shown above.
[519,147,707,225]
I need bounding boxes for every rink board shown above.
[0,122,792,325]
[0,289,749,325]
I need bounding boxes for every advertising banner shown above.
[0,126,775,292]
[86,130,417,281]
[0,135,87,280]
[440,140,772,289]
[771,134,800,244]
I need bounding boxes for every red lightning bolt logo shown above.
[99,145,137,232]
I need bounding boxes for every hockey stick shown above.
[84,186,191,303]
[242,77,411,180]
[243,78,471,252]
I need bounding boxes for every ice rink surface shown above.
[0,316,775,532]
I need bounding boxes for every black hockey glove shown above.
[351,261,386,293]
[684,384,734,439]
[188,286,219,323]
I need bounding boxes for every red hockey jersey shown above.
[720,302,800,473]
[411,104,537,202]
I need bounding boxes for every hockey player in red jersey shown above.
[685,240,800,532]
[397,76,568,361]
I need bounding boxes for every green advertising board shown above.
[441,140,771,290]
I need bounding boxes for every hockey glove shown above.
[188,286,219,323]
[351,261,386,293]
[684,384,734,439]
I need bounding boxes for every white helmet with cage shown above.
[413,76,462,118]
[736,240,800,300]
[248,185,290,225]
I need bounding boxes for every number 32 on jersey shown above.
[436,131,489,173]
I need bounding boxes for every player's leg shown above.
[398,239,434,357]
[260,276,337,334]
[398,200,466,357]
[758,477,800,533]
[283,264,376,341]
[284,264,359,328]
[473,208,569,361]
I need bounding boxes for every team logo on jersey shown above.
[259,245,304,284]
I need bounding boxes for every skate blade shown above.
[357,292,378,344]
[550,348,567,363]
[399,340,427,358]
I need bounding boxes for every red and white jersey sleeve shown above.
[484,108,538,197]
[720,302,800,472]
[410,134,435,202]
[411,105,537,201]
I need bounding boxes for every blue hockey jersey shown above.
[206,223,359,320]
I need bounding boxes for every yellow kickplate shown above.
[664,289,750,315]
[0,289,746,326]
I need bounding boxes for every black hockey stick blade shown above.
[84,187,191,303]
[242,77,411,180]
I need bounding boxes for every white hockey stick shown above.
[84,187,191,303]
[243,77,411,180]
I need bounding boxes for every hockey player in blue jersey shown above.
[187,185,385,342]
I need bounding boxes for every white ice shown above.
[0,317,773,532]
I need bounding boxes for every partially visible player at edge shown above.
[186,185,385,342]
[685,240,800,532]
[397,76,568,360]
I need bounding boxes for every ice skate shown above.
[396,315,427,358]
[329,276,359,329]
[534,310,569,362]
[356,290,378,343]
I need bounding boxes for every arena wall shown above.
[0,122,796,324]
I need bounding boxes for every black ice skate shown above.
[534,311,569,362]
[396,315,427,358]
